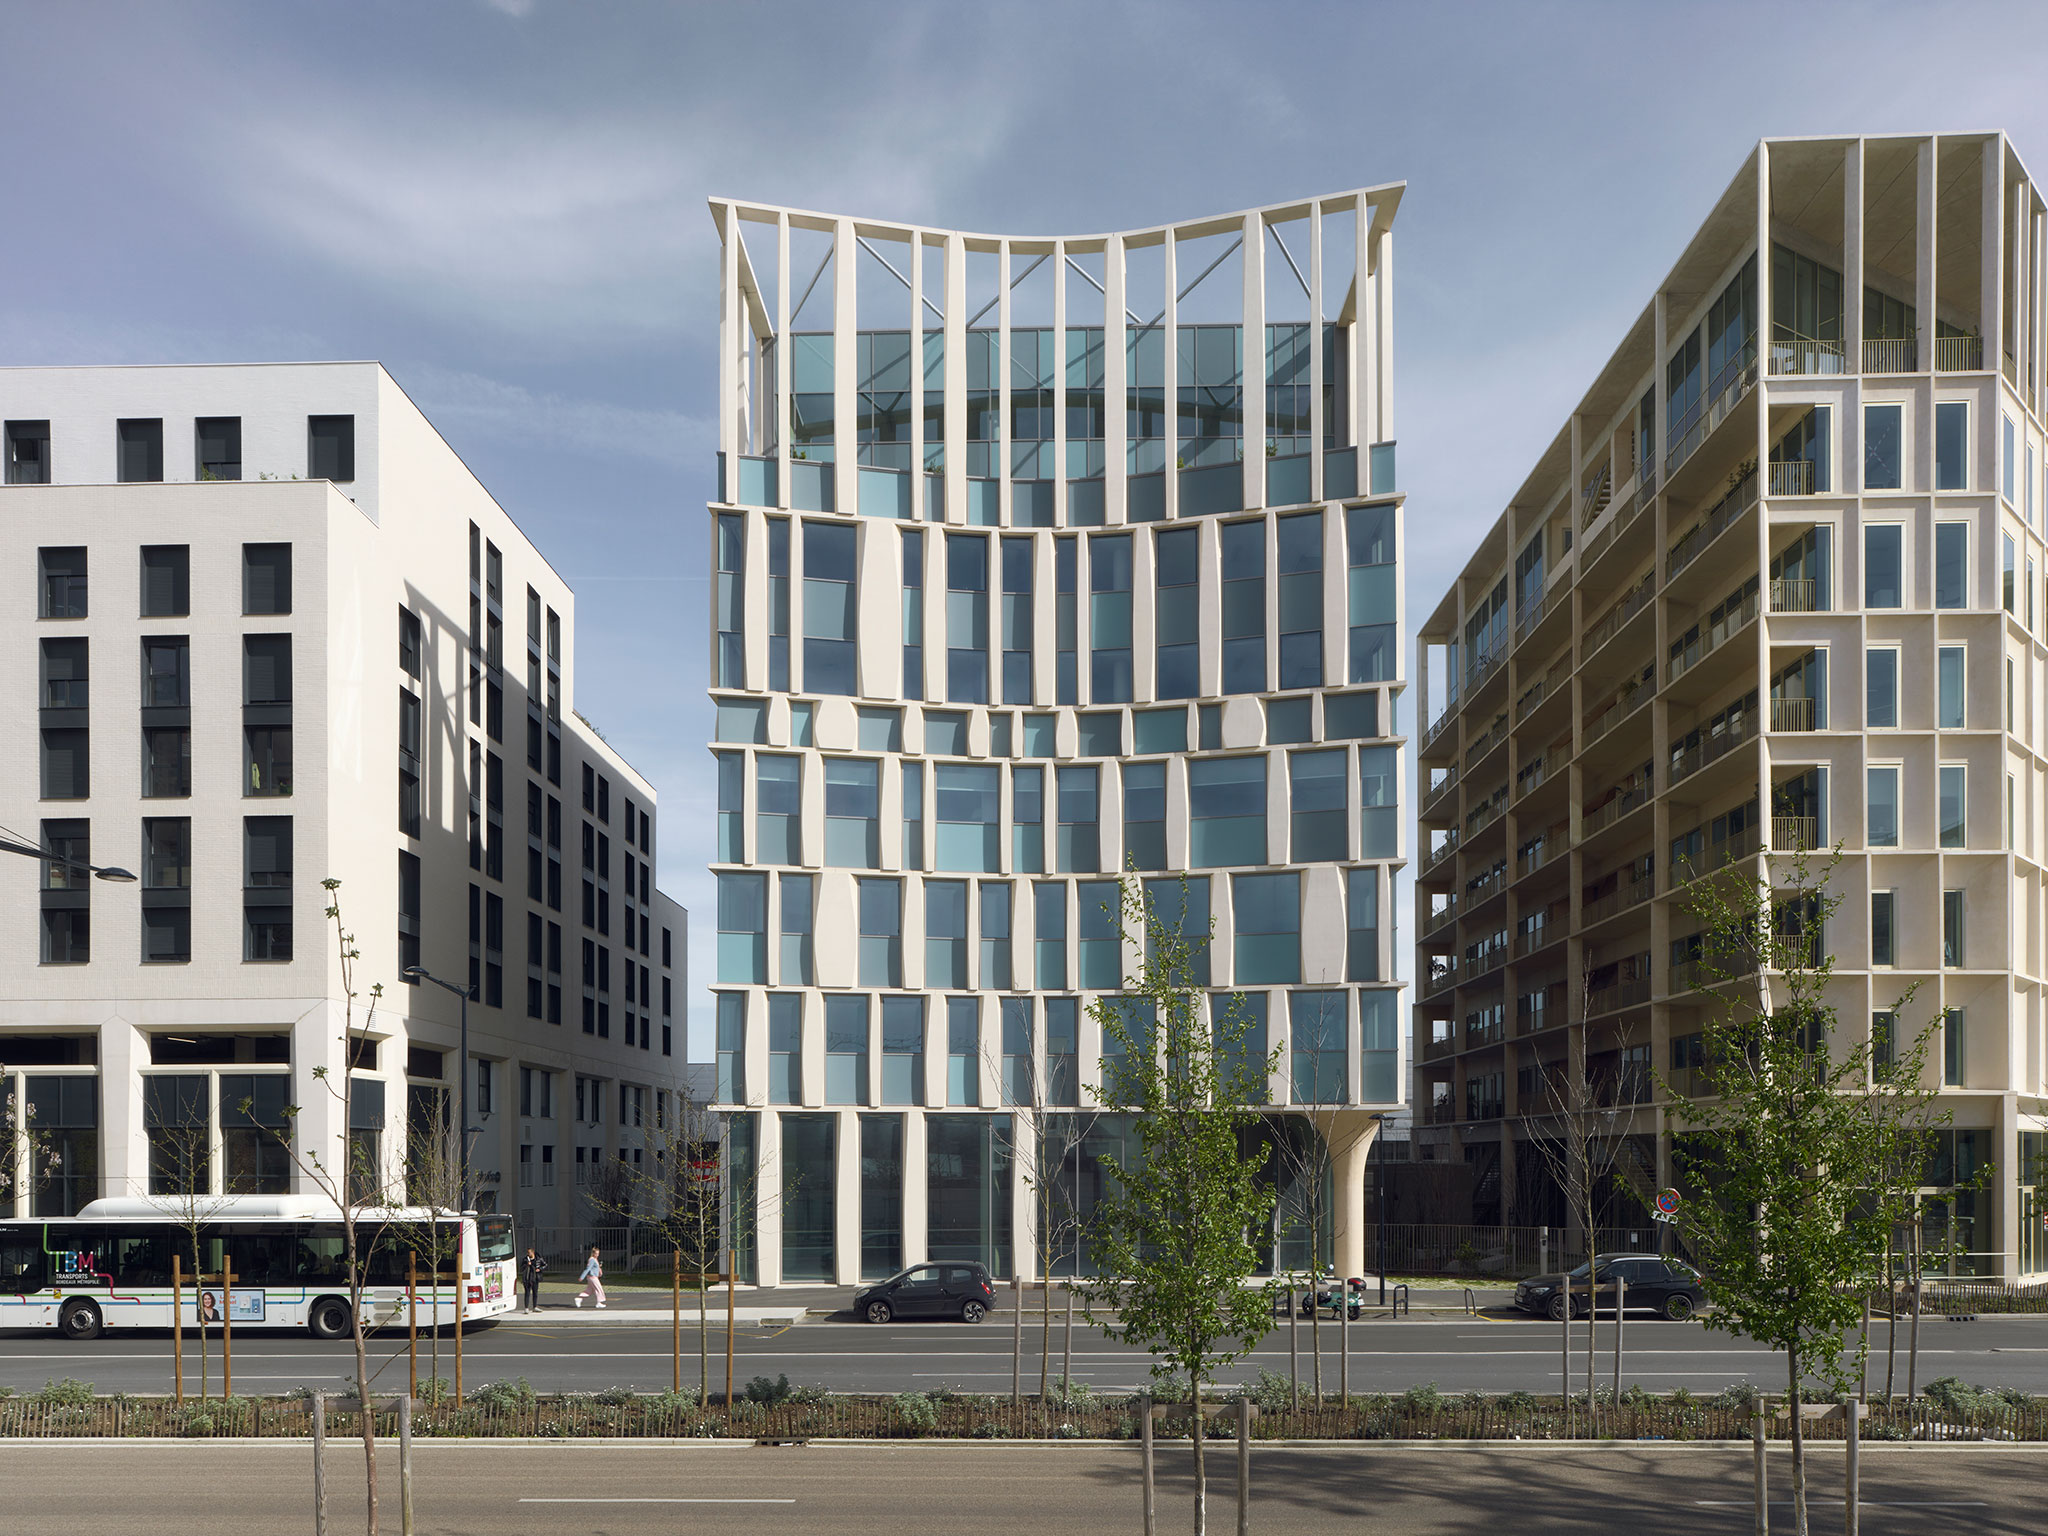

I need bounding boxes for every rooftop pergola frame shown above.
[710,186,1404,528]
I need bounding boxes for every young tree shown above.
[1669,851,1953,1536]
[248,880,394,1536]
[400,1111,465,1392]
[1075,876,1278,1536]
[141,1109,229,1399]
[1021,1102,1099,1398]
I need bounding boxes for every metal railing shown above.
[1770,696,1817,732]
[1466,865,1507,905]
[1769,335,1848,376]
[1422,959,1458,996]
[1421,708,1457,753]
[1423,832,1460,873]
[1423,765,1460,813]
[1424,897,1458,934]
[1581,571,1656,659]
[1512,925,1556,959]
[1862,337,1917,374]
[1769,577,1817,611]
[1580,874,1654,928]
[1579,781,1652,841]
[1582,682,1652,749]
[1668,823,1761,889]
[1667,586,1760,684]
[1772,815,1821,852]
[1935,334,1984,372]
[1583,976,1652,1017]
[1466,801,1506,838]
[1464,711,1511,766]
[1669,467,1759,578]
[1514,584,1560,644]
[1422,1031,1457,1061]
[1466,1018,1506,1049]
[1767,459,1816,495]
[1668,713,1758,786]
[1515,841,1560,881]
[1578,462,1613,527]
[1665,352,1758,479]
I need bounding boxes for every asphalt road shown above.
[5,1311,2044,1397]
[2,1441,2045,1535]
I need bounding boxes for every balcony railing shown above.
[1466,865,1507,905]
[1769,577,1818,612]
[1582,571,1656,659]
[1577,472,1650,571]
[1665,347,1758,479]
[1465,711,1511,765]
[1578,463,1613,528]
[1668,712,1759,787]
[1423,959,1458,996]
[1423,767,1460,816]
[1768,334,1848,376]
[1516,1008,1553,1037]
[1579,780,1652,841]
[1667,586,1760,684]
[1515,749,1565,803]
[1516,840,1561,881]
[1514,676,1547,722]
[1424,896,1458,935]
[1584,976,1652,1017]
[1514,583,1561,645]
[1421,708,1457,754]
[1862,337,1918,374]
[1669,823,1762,889]
[1767,459,1816,496]
[1423,832,1460,873]
[1583,681,1652,749]
[1772,815,1821,852]
[1423,1032,1458,1062]
[1426,1102,1459,1126]
[1466,1018,1506,1050]
[1770,696,1817,732]
[1513,925,1557,959]
[1936,334,1984,372]
[1669,467,1759,579]
[1580,874,1654,928]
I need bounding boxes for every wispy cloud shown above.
[398,363,710,469]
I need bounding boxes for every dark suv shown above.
[1513,1254,1706,1321]
[856,1262,997,1324]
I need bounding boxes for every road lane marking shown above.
[519,1497,796,1504]
[1695,1501,1987,1509]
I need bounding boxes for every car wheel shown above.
[1663,1293,1696,1321]
[308,1297,353,1340]
[1546,1294,1569,1322]
[58,1298,102,1341]
[865,1300,894,1325]
[960,1299,987,1324]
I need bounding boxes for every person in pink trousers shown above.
[573,1245,606,1308]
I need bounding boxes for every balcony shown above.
[1426,1101,1459,1126]
[1423,832,1460,875]
[1935,334,1985,372]
[1466,801,1506,839]
[1465,711,1512,767]
[1862,337,1917,374]
[1516,839,1563,882]
[1512,925,1558,960]
[1515,583,1563,646]
[1584,976,1652,1018]
[1423,958,1459,997]
[1578,468,1651,571]
[1422,764,1460,815]
[1421,708,1457,754]
[1767,459,1817,496]
[1515,748,1565,803]
[1768,334,1848,376]
[1516,1007,1554,1037]
[1668,823,1762,890]
[1769,577,1818,612]
[1580,874,1654,929]
[1583,680,1652,750]
[1579,780,1652,841]
[1665,345,1758,479]
[1423,1031,1458,1063]
[1466,1017,1506,1050]
[1667,584,1760,685]
[1770,696,1817,732]
[1669,466,1758,579]
[1466,864,1507,906]
[1423,896,1458,936]
[1669,712,1758,787]
[1771,815,1821,852]
[1582,571,1657,660]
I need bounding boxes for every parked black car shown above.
[855,1261,997,1324]
[1513,1254,1705,1321]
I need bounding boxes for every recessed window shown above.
[195,417,241,481]
[1866,766,1899,847]
[38,547,86,619]
[1934,401,1968,490]
[1863,404,1903,490]
[243,543,292,615]
[140,546,189,617]
[5,420,51,484]
[308,415,355,482]
[117,419,164,483]
[1865,648,1899,728]
[1863,524,1903,608]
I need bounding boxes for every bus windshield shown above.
[477,1215,515,1265]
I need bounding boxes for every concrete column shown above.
[775,213,792,508]
[835,1109,861,1286]
[1105,235,1128,523]
[832,217,857,521]
[901,1109,929,1268]
[1329,1110,1380,1279]
[756,1108,784,1287]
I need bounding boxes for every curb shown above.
[8,1436,2046,1453]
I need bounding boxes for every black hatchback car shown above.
[856,1262,997,1324]
[1513,1254,1706,1321]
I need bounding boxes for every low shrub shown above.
[34,1379,93,1410]
[1241,1370,1294,1413]
[1498,1390,1539,1414]
[469,1378,537,1412]
[892,1391,939,1432]
[744,1374,792,1406]
[1401,1383,1447,1414]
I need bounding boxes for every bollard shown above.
[171,1254,183,1405]
[399,1393,416,1536]
[407,1253,418,1402]
[312,1391,329,1536]
[1751,1401,1767,1536]
[221,1257,235,1398]
[1012,1273,1022,1405]
[1236,1394,1252,1536]
[1843,1400,1859,1536]
[1613,1276,1625,1402]
[1139,1391,1156,1536]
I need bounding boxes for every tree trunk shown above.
[699,1259,709,1403]
[1787,1343,1806,1536]
[1040,1272,1052,1399]
[1288,1284,1299,1406]
[1310,1260,1322,1401]
[353,1313,380,1536]
[1190,1370,1206,1536]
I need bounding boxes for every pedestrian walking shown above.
[521,1247,548,1314]
[573,1245,606,1308]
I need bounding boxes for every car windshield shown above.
[1566,1262,1591,1279]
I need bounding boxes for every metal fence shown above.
[523,1226,711,1273]
[1369,1223,1672,1279]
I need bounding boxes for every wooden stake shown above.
[171,1254,183,1405]
[1844,1401,1860,1536]
[407,1252,418,1401]
[1752,1401,1768,1536]
[221,1256,234,1399]
[312,1391,328,1536]
[725,1248,737,1413]
[672,1248,681,1396]
[399,1392,416,1536]
[1011,1274,1022,1405]
[455,1265,465,1407]
[1139,1391,1155,1536]
[1235,1393,1252,1536]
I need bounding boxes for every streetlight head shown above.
[402,966,428,979]
[93,866,138,884]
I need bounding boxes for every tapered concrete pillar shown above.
[1329,1110,1381,1279]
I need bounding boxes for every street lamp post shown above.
[402,966,473,1212]
[0,835,136,884]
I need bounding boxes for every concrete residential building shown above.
[1415,134,2048,1279]
[705,189,1409,1286]
[0,363,688,1236]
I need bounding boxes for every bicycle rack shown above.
[1391,1282,1410,1318]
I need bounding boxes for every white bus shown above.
[0,1195,517,1340]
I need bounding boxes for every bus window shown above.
[477,1215,515,1265]
[110,1229,175,1287]
[0,1229,48,1293]
[218,1228,296,1285]
[294,1231,347,1282]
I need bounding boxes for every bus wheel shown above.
[58,1299,102,1341]
[308,1298,353,1340]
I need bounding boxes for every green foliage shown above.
[645,1388,701,1413]
[1074,875,1278,1408]
[1499,1390,1539,1413]
[1046,1375,1096,1410]
[594,1386,638,1406]
[34,1379,92,1409]
[1457,1390,1487,1413]
[1620,1384,1653,1409]
[744,1373,792,1406]
[415,1377,453,1405]
[183,1410,217,1437]
[1670,853,1959,1407]
[1240,1370,1294,1413]
[891,1391,939,1431]
[1400,1382,1447,1414]
[468,1378,537,1411]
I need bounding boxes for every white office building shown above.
[0,363,688,1237]
[705,190,1410,1286]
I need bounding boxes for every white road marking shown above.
[519,1497,795,1504]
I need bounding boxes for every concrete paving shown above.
[3,1440,2044,1534]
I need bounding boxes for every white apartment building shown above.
[0,363,688,1237]
[706,190,1409,1286]
[1416,135,2048,1278]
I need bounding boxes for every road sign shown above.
[1652,1188,1681,1223]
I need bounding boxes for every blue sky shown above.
[9,0,2048,1054]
